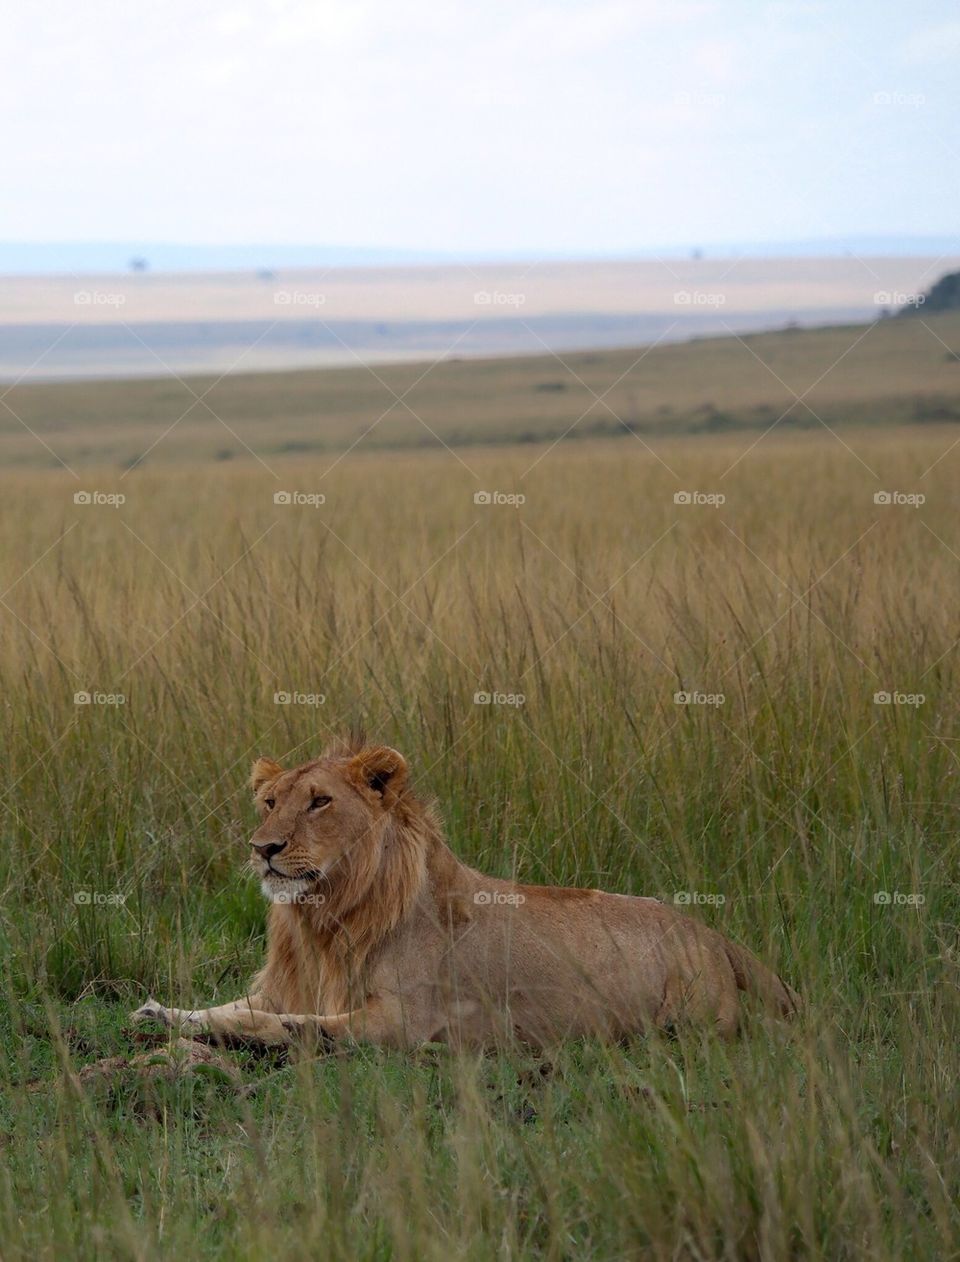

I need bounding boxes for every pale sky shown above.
[2,0,958,254]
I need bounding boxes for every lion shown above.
[132,739,800,1048]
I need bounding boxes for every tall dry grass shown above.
[0,428,957,1258]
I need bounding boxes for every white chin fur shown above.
[261,875,314,904]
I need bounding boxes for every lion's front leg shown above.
[130,992,275,1036]
[272,998,400,1046]
[131,993,407,1048]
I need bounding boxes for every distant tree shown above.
[900,269,960,314]
[129,256,148,273]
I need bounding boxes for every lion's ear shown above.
[348,745,407,805]
[250,757,284,794]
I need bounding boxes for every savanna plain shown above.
[1,315,958,1259]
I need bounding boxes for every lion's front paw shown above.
[131,998,203,1030]
[131,997,174,1027]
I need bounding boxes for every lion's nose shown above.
[252,839,287,860]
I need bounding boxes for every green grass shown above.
[0,375,958,1254]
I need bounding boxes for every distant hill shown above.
[3,309,960,469]
[902,269,960,314]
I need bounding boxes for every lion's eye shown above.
[309,795,332,811]
[264,798,275,810]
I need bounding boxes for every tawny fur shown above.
[133,738,800,1049]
